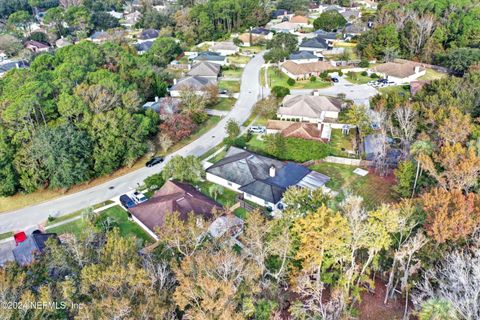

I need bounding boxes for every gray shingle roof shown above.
[12,232,58,266]
[139,29,159,40]
[194,52,226,62]
[300,36,329,49]
[171,76,216,91]
[289,51,319,61]
[187,62,220,77]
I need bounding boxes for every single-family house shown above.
[55,37,72,48]
[89,31,109,43]
[266,120,332,142]
[139,28,159,41]
[271,9,292,19]
[210,42,239,56]
[13,231,59,266]
[187,61,221,79]
[354,0,378,9]
[108,10,124,19]
[251,27,273,40]
[0,51,7,61]
[271,21,298,33]
[343,22,368,39]
[371,62,426,84]
[142,96,181,119]
[123,11,142,27]
[299,36,332,57]
[318,4,345,14]
[341,9,362,22]
[288,51,320,64]
[169,76,217,97]
[0,60,29,77]
[280,60,334,80]
[277,93,343,123]
[129,180,222,240]
[193,52,227,65]
[206,147,330,210]
[135,40,154,54]
[290,15,310,27]
[25,40,50,53]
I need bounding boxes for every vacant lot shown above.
[310,162,398,208]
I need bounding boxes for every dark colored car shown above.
[331,77,339,83]
[378,78,388,84]
[120,195,136,209]
[146,156,164,167]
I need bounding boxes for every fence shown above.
[302,156,371,167]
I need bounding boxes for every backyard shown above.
[47,205,154,244]
[418,68,447,81]
[265,67,332,90]
[329,129,358,158]
[310,162,398,208]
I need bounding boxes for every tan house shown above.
[371,61,426,84]
[237,33,265,47]
[266,120,331,142]
[277,93,343,123]
[281,60,334,80]
[290,15,310,27]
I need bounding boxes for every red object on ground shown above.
[13,231,27,246]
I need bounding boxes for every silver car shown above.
[249,126,266,134]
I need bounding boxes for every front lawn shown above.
[48,205,154,244]
[310,162,398,208]
[222,68,243,78]
[209,98,236,111]
[378,85,411,97]
[219,80,241,93]
[266,67,331,90]
[345,72,372,84]
[418,68,447,81]
[228,55,251,65]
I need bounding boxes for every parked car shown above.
[331,77,339,83]
[120,194,136,209]
[249,126,266,134]
[146,156,164,167]
[132,191,148,204]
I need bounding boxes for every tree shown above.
[208,184,224,201]
[147,37,182,67]
[282,187,330,218]
[64,5,92,38]
[43,6,65,36]
[0,34,23,57]
[266,33,298,53]
[344,105,372,137]
[313,11,347,32]
[417,299,458,320]
[422,188,480,244]
[162,155,204,182]
[263,48,289,63]
[0,129,18,196]
[225,119,240,139]
[410,140,433,197]
[264,133,286,158]
[203,84,219,106]
[7,10,32,33]
[253,97,278,118]
[92,11,120,30]
[394,160,416,198]
[157,133,173,154]
[159,114,197,143]
[439,48,480,73]
[277,0,309,12]
[271,86,290,98]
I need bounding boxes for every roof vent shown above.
[269,165,276,177]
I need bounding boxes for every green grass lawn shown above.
[378,85,411,97]
[209,98,236,111]
[418,68,447,81]
[199,143,225,161]
[266,67,331,90]
[219,80,241,93]
[345,72,372,84]
[241,45,265,54]
[228,55,251,65]
[222,68,243,78]
[310,162,398,208]
[0,231,12,241]
[48,205,154,244]
[329,129,358,158]
[195,181,238,208]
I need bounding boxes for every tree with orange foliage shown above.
[422,188,480,243]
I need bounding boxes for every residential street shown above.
[0,52,266,235]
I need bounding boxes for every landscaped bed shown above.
[309,162,398,208]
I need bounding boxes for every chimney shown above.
[269,165,276,177]
[173,78,177,85]
[414,66,420,74]
[313,90,320,96]
[15,63,19,69]
[154,96,159,102]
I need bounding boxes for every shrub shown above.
[320,71,329,80]
[271,86,290,98]
[359,59,370,68]
[338,70,343,76]
[287,78,296,86]
[233,136,247,148]
[370,73,379,78]
[361,71,368,76]
[310,76,317,82]
[144,173,165,191]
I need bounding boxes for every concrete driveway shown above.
[291,74,378,106]
[0,52,266,235]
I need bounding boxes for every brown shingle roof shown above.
[372,62,425,79]
[267,120,325,141]
[129,180,222,233]
[281,60,333,76]
[290,15,309,24]
[279,94,342,118]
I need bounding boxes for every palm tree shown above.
[409,140,433,197]
[417,298,458,320]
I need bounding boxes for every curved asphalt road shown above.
[0,52,266,234]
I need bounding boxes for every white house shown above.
[210,42,240,56]
[277,93,344,123]
[371,62,426,84]
[271,21,298,33]
[206,147,330,210]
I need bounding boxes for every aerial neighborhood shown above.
[0,0,479,319]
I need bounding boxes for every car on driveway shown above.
[132,192,148,204]
[331,77,339,83]
[120,194,136,209]
[249,126,266,134]
[146,156,164,167]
